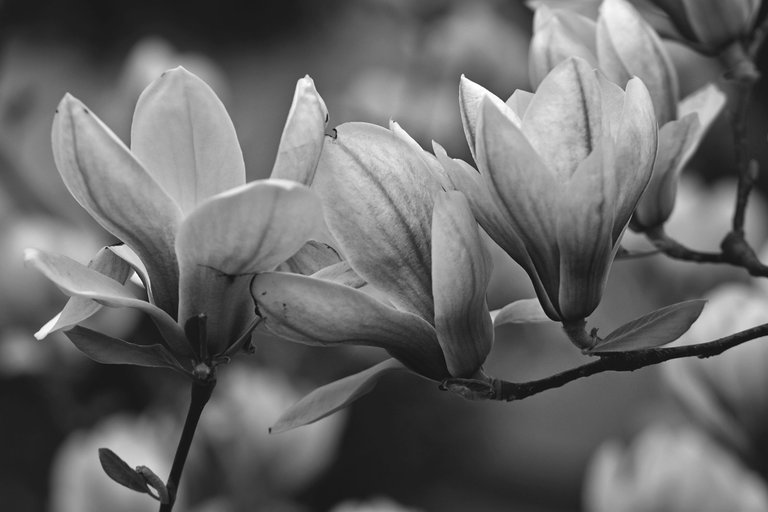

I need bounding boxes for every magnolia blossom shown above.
[251,122,494,430]
[529,0,725,231]
[649,0,763,52]
[662,282,768,460]
[447,57,656,334]
[26,68,328,376]
[585,425,768,512]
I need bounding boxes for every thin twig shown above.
[440,322,768,402]
[159,376,216,512]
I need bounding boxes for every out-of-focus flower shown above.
[662,282,768,460]
[584,424,768,512]
[49,414,180,512]
[529,0,725,232]
[449,57,656,337]
[252,122,494,430]
[649,0,763,52]
[198,364,345,500]
[331,497,423,512]
[26,68,329,376]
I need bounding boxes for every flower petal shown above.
[52,94,181,316]
[25,248,191,358]
[270,76,328,185]
[459,75,522,161]
[277,240,342,276]
[529,6,598,88]
[432,191,493,378]
[64,325,185,372]
[252,272,447,379]
[176,179,323,355]
[597,0,678,125]
[492,298,552,327]
[131,67,246,214]
[313,122,442,323]
[610,77,657,239]
[477,97,562,319]
[35,246,133,339]
[271,358,405,433]
[633,114,699,230]
[555,144,616,321]
[677,83,726,163]
[522,57,603,180]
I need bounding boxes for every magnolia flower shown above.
[649,0,763,52]
[448,57,656,338]
[584,425,768,512]
[26,68,328,376]
[529,0,725,231]
[662,283,768,461]
[251,122,494,430]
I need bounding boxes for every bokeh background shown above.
[2,0,768,510]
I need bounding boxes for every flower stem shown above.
[159,375,216,512]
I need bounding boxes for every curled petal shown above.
[432,192,493,378]
[522,57,603,180]
[314,122,441,323]
[131,66,246,214]
[52,94,181,315]
[176,179,323,354]
[36,246,132,339]
[277,240,341,276]
[677,83,726,163]
[252,272,447,380]
[25,249,192,358]
[271,358,405,433]
[270,75,328,185]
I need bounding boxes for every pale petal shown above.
[310,261,366,288]
[176,179,323,355]
[131,66,245,214]
[677,83,726,164]
[611,77,657,240]
[491,298,551,327]
[505,90,535,119]
[35,246,132,339]
[529,7,598,88]
[598,0,678,125]
[556,145,616,321]
[477,97,562,318]
[270,75,328,185]
[459,75,521,161]
[276,240,341,275]
[64,325,185,372]
[633,114,699,230]
[314,122,441,323]
[52,94,181,315]
[107,244,151,295]
[522,57,603,180]
[389,120,451,189]
[271,358,405,433]
[252,272,447,379]
[432,192,493,377]
[25,249,192,358]
[432,141,560,320]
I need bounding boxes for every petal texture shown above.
[252,272,447,379]
[52,94,182,315]
[131,67,246,214]
[432,192,493,377]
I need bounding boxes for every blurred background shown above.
[3,0,768,510]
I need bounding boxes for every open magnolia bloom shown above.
[251,122,494,431]
[450,57,656,340]
[26,67,329,377]
[529,0,725,232]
